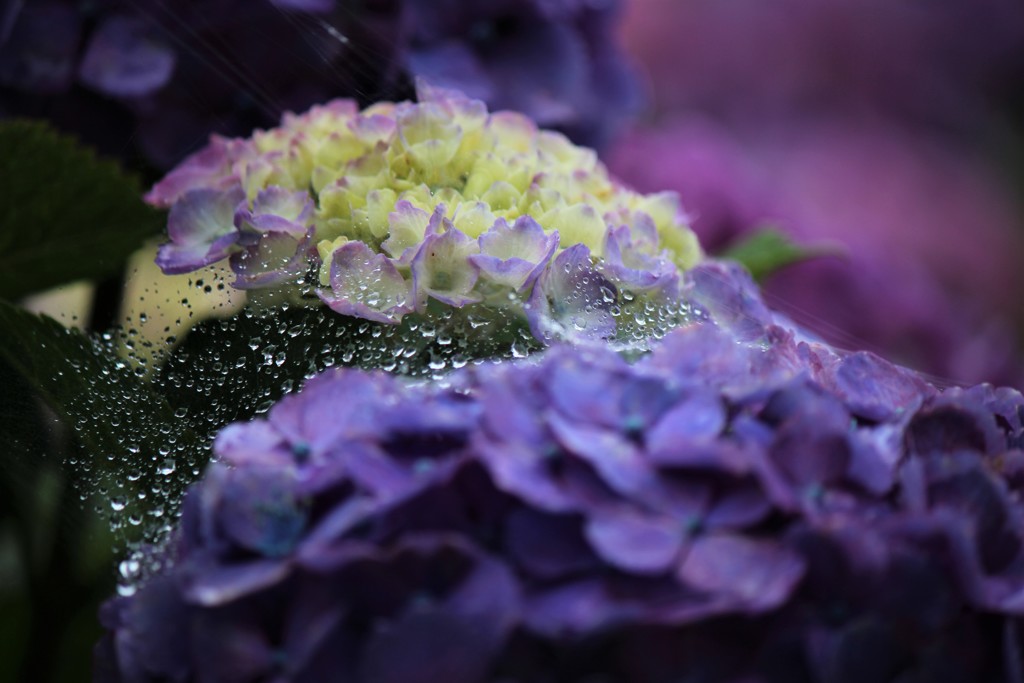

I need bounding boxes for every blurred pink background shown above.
[609,0,1024,386]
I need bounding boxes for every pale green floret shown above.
[231,84,701,283]
[543,204,607,256]
[380,203,431,259]
[452,202,498,239]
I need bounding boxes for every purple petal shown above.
[643,323,800,396]
[268,369,392,452]
[300,496,378,557]
[846,424,902,495]
[213,421,290,467]
[340,442,419,502]
[445,551,521,644]
[601,223,680,297]
[827,352,934,421]
[155,187,245,274]
[145,136,249,207]
[704,484,774,529]
[677,533,805,611]
[906,396,1004,456]
[685,261,775,341]
[411,226,482,308]
[547,412,652,498]
[642,475,714,521]
[647,389,728,460]
[78,16,175,97]
[285,588,354,674]
[545,352,629,428]
[218,467,306,557]
[409,51,496,104]
[112,576,193,681]
[770,428,851,495]
[470,216,559,291]
[236,186,314,235]
[189,606,276,681]
[478,369,550,448]
[348,113,397,145]
[526,243,618,343]
[155,234,238,275]
[522,580,624,637]
[474,436,577,512]
[467,255,537,292]
[167,188,243,244]
[585,511,686,574]
[229,227,314,289]
[318,241,414,324]
[181,559,292,607]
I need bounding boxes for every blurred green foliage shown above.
[0,121,166,682]
[0,120,162,301]
[721,227,839,282]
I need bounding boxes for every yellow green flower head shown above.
[146,81,702,343]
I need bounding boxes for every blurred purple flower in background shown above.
[0,0,640,171]
[621,0,1024,133]
[608,0,1024,386]
[96,263,1024,682]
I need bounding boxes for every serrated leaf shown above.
[0,120,162,300]
[720,227,841,282]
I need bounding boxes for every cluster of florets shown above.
[145,82,701,344]
[96,263,1024,682]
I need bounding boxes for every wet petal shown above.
[156,187,244,274]
[236,186,314,235]
[526,243,617,343]
[470,215,558,291]
[411,226,481,308]
[318,241,414,324]
[230,226,314,289]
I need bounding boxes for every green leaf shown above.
[0,300,202,528]
[0,120,162,300]
[719,227,841,282]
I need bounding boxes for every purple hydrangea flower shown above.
[97,264,1024,682]
[1,0,639,169]
[77,16,176,98]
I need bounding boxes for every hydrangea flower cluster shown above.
[146,83,701,344]
[96,263,1024,682]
